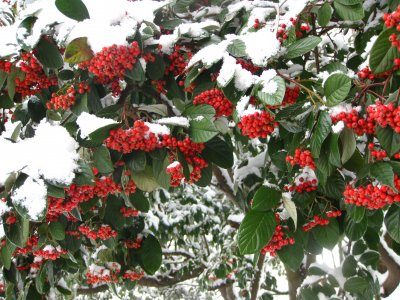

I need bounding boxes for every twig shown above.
[250,253,266,300]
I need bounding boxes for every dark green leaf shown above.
[125,61,146,82]
[342,255,358,277]
[334,1,364,21]
[128,190,150,212]
[344,277,369,293]
[55,0,90,21]
[345,216,368,241]
[34,38,63,69]
[360,251,379,269]
[376,126,400,157]
[251,186,281,211]
[183,104,216,120]
[147,55,166,80]
[340,128,356,163]
[285,36,322,59]
[324,74,351,106]
[385,205,400,243]
[0,94,13,109]
[238,211,277,254]
[311,111,332,157]
[189,118,218,143]
[370,162,396,191]
[318,3,332,27]
[93,146,114,174]
[370,28,400,74]
[139,235,162,275]
[88,123,120,144]
[126,151,147,172]
[313,219,339,249]
[4,214,29,248]
[202,137,233,169]
[278,242,303,272]
[49,222,65,241]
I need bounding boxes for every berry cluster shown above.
[79,42,140,94]
[151,79,167,94]
[384,6,400,30]
[33,247,67,261]
[344,176,400,209]
[123,179,137,195]
[193,89,233,117]
[367,101,400,133]
[286,178,317,193]
[13,235,39,256]
[276,23,289,42]
[47,83,89,110]
[166,161,185,187]
[163,136,208,185]
[303,211,342,232]
[120,207,139,217]
[253,18,265,29]
[78,225,118,240]
[236,59,260,74]
[261,215,294,256]
[165,45,192,76]
[125,238,142,249]
[368,143,388,161]
[87,268,118,285]
[123,270,144,281]
[238,111,277,138]
[286,149,316,170]
[330,109,376,136]
[326,210,342,218]
[0,53,57,97]
[268,86,300,109]
[105,120,163,153]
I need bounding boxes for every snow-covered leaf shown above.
[283,196,297,230]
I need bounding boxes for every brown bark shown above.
[286,266,305,300]
[379,234,400,297]
[250,253,266,300]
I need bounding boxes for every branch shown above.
[162,249,195,259]
[379,234,400,297]
[250,253,266,300]
[213,166,241,210]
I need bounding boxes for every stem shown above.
[311,13,320,73]
[250,253,265,300]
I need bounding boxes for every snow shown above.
[188,41,228,68]
[11,177,47,220]
[228,214,244,224]
[332,121,345,134]
[234,64,255,91]
[241,105,262,117]
[0,200,11,216]
[242,28,281,66]
[294,167,317,185]
[217,54,236,87]
[76,112,118,139]
[261,79,278,95]
[236,96,250,118]
[0,121,79,186]
[167,161,181,169]
[145,122,170,136]
[155,116,190,128]
[177,20,220,38]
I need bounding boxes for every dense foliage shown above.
[1,0,400,299]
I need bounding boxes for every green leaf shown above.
[285,36,322,59]
[329,133,341,167]
[152,155,171,190]
[345,216,368,241]
[138,104,168,117]
[4,214,29,248]
[125,61,145,82]
[340,128,356,164]
[189,118,218,143]
[376,126,400,157]
[335,0,362,4]
[360,251,379,269]
[88,123,120,144]
[34,38,63,69]
[333,1,364,21]
[46,183,65,198]
[126,151,147,172]
[128,190,150,212]
[183,104,216,120]
[318,3,332,27]
[344,277,369,293]
[74,160,95,186]
[195,162,213,187]
[238,211,277,255]
[313,219,339,249]
[130,166,159,192]
[257,76,286,106]
[1,242,16,270]
[251,186,281,211]
[324,74,351,106]
[55,0,90,21]
[318,170,345,200]
[385,205,400,243]
[370,162,396,191]
[369,28,400,74]
[147,55,166,80]
[0,94,14,109]
[311,111,332,158]
[342,255,358,277]
[103,195,125,230]
[278,242,303,272]
[227,39,246,57]
[93,146,114,174]
[36,261,49,294]
[202,137,233,169]
[49,222,65,241]
[346,205,365,223]
[64,37,94,64]
[139,235,162,275]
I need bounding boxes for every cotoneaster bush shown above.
[1,0,400,299]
